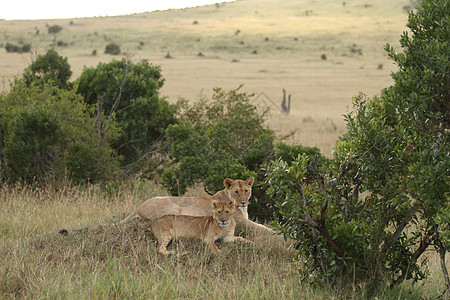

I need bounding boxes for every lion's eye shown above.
[226,211,229,214]
[244,190,248,194]
[218,211,221,215]
[235,191,239,194]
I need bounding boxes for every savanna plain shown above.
[0,0,446,298]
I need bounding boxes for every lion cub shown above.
[148,200,252,255]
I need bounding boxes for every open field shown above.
[0,0,412,156]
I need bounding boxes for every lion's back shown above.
[137,196,212,221]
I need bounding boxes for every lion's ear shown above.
[246,177,254,187]
[224,178,234,189]
[212,200,219,209]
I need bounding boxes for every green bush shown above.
[0,83,120,185]
[22,48,72,89]
[104,43,121,55]
[76,58,176,173]
[47,25,63,35]
[5,43,20,53]
[5,43,31,53]
[21,43,31,52]
[266,0,449,291]
[162,87,277,219]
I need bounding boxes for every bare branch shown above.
[105,58,130,132]
[95,95,104,140]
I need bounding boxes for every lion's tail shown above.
[120,211,137,224]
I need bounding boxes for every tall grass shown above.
[0,182,446,299]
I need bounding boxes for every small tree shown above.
[48,25,63,46]
[266,0,449,292]
[22,48,72,89]
[76,58,175,173]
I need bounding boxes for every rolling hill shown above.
[0,0,413,155]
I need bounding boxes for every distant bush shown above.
[21,43,31,52]
[5,43,31,53]
[104,43,121,55]
[48,25,63,35]
[350,43,362,55]
[321,54,327,60]
[5,43,21,53]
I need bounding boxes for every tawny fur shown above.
[149,200,252,255]
[121,177,273,232]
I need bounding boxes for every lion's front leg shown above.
[204,238,220,253]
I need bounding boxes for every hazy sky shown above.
[3,1,232,20]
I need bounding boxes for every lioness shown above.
[150,200,252,255]
[121,177,273,232]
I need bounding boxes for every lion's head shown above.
[223,177,254,208]
[212,200,235,227]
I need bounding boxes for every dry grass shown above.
[0,183,302,299]
[0,183,447,299]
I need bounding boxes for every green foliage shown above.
[47,25,63,35]
[162,87,266,196]
[76,58,176,171]
[266,0,449,290]
[275,142,329,181]
[0,82,120,185]
[104,43,121,55]
[5,43,31,53]
[22,49,72,89]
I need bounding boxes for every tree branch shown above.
[310,153,326,190]
[392,234,432,286]
[105,59,130,132]
[436,227,450,292]
[375,202,421,279]
[95,95,104,140]
[381,203,421,253]
[294,200,344,258]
